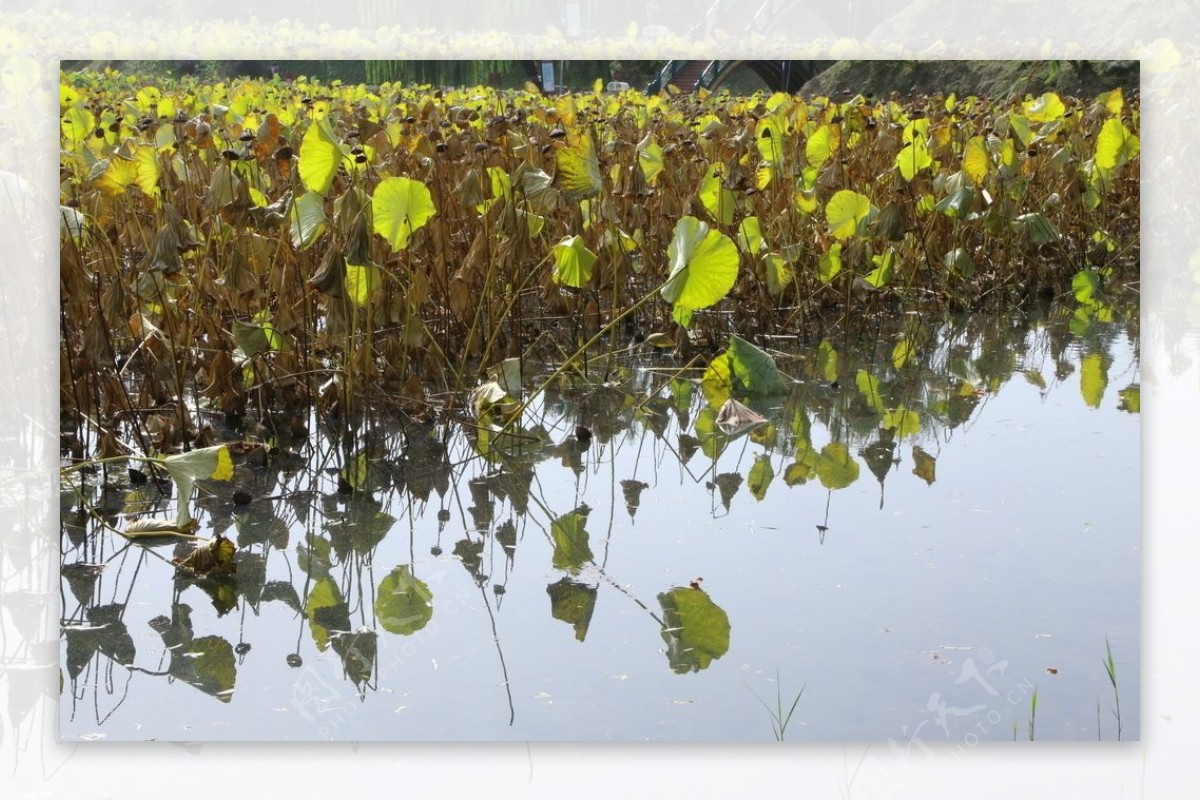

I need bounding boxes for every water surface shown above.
[60,309,1139,742]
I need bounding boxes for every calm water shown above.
[60,310,1140,741]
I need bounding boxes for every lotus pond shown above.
[59,303,1138,742]
[58,69,1139,741]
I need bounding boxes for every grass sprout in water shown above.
[747,670,806,741]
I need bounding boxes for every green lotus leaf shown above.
[372,176,436,252]
[1095,117,1139,171]
[161,445,234,528]
[657,587,730,674]
[1081,352,1107,409]
[764,252,793,297]
[863,250,896,288]
[963,135,990,184]
[554,133,601,202]
[376,565,433,635]
[1023,92,1065,123]
[725,334,787,395]
[817,243,843,283]
[738,216,764,254]
[551,507,593,574]
[748,454,775,501]
[290,191,327,250]
[895,139,932,181]
[298,118,346,196]
[825,190,871,240]
[815,442,860,490]
[551,234,597,288]
[1072,270,1103,306]
[698,164,736,226]
[637,133,663,184]
[547,578,598,642]
[344,261,381,307]
[805,123,835,168]
[168,635,235,703]
[660,216,739,314]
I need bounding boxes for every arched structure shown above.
[647,60,832,94]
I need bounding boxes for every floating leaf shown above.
[551,507,593,573]
[170,635,236,702]
[725,334,787,395]
[1080,353,1108,409]
[330,629,377,692]
[660,216,739,314]
[657,587,730,674]
[815,443,860,490]
[306,577,350,652]
[912,445,936,485]
[882,407,921,437]
[375,565,433,635]
[551,235,597,288]
[747,455,775,501]
[1118,385,1140,413]
[373,176,436,252]
[547,578,598,642]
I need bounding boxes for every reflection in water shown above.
[59,306,1138,739]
